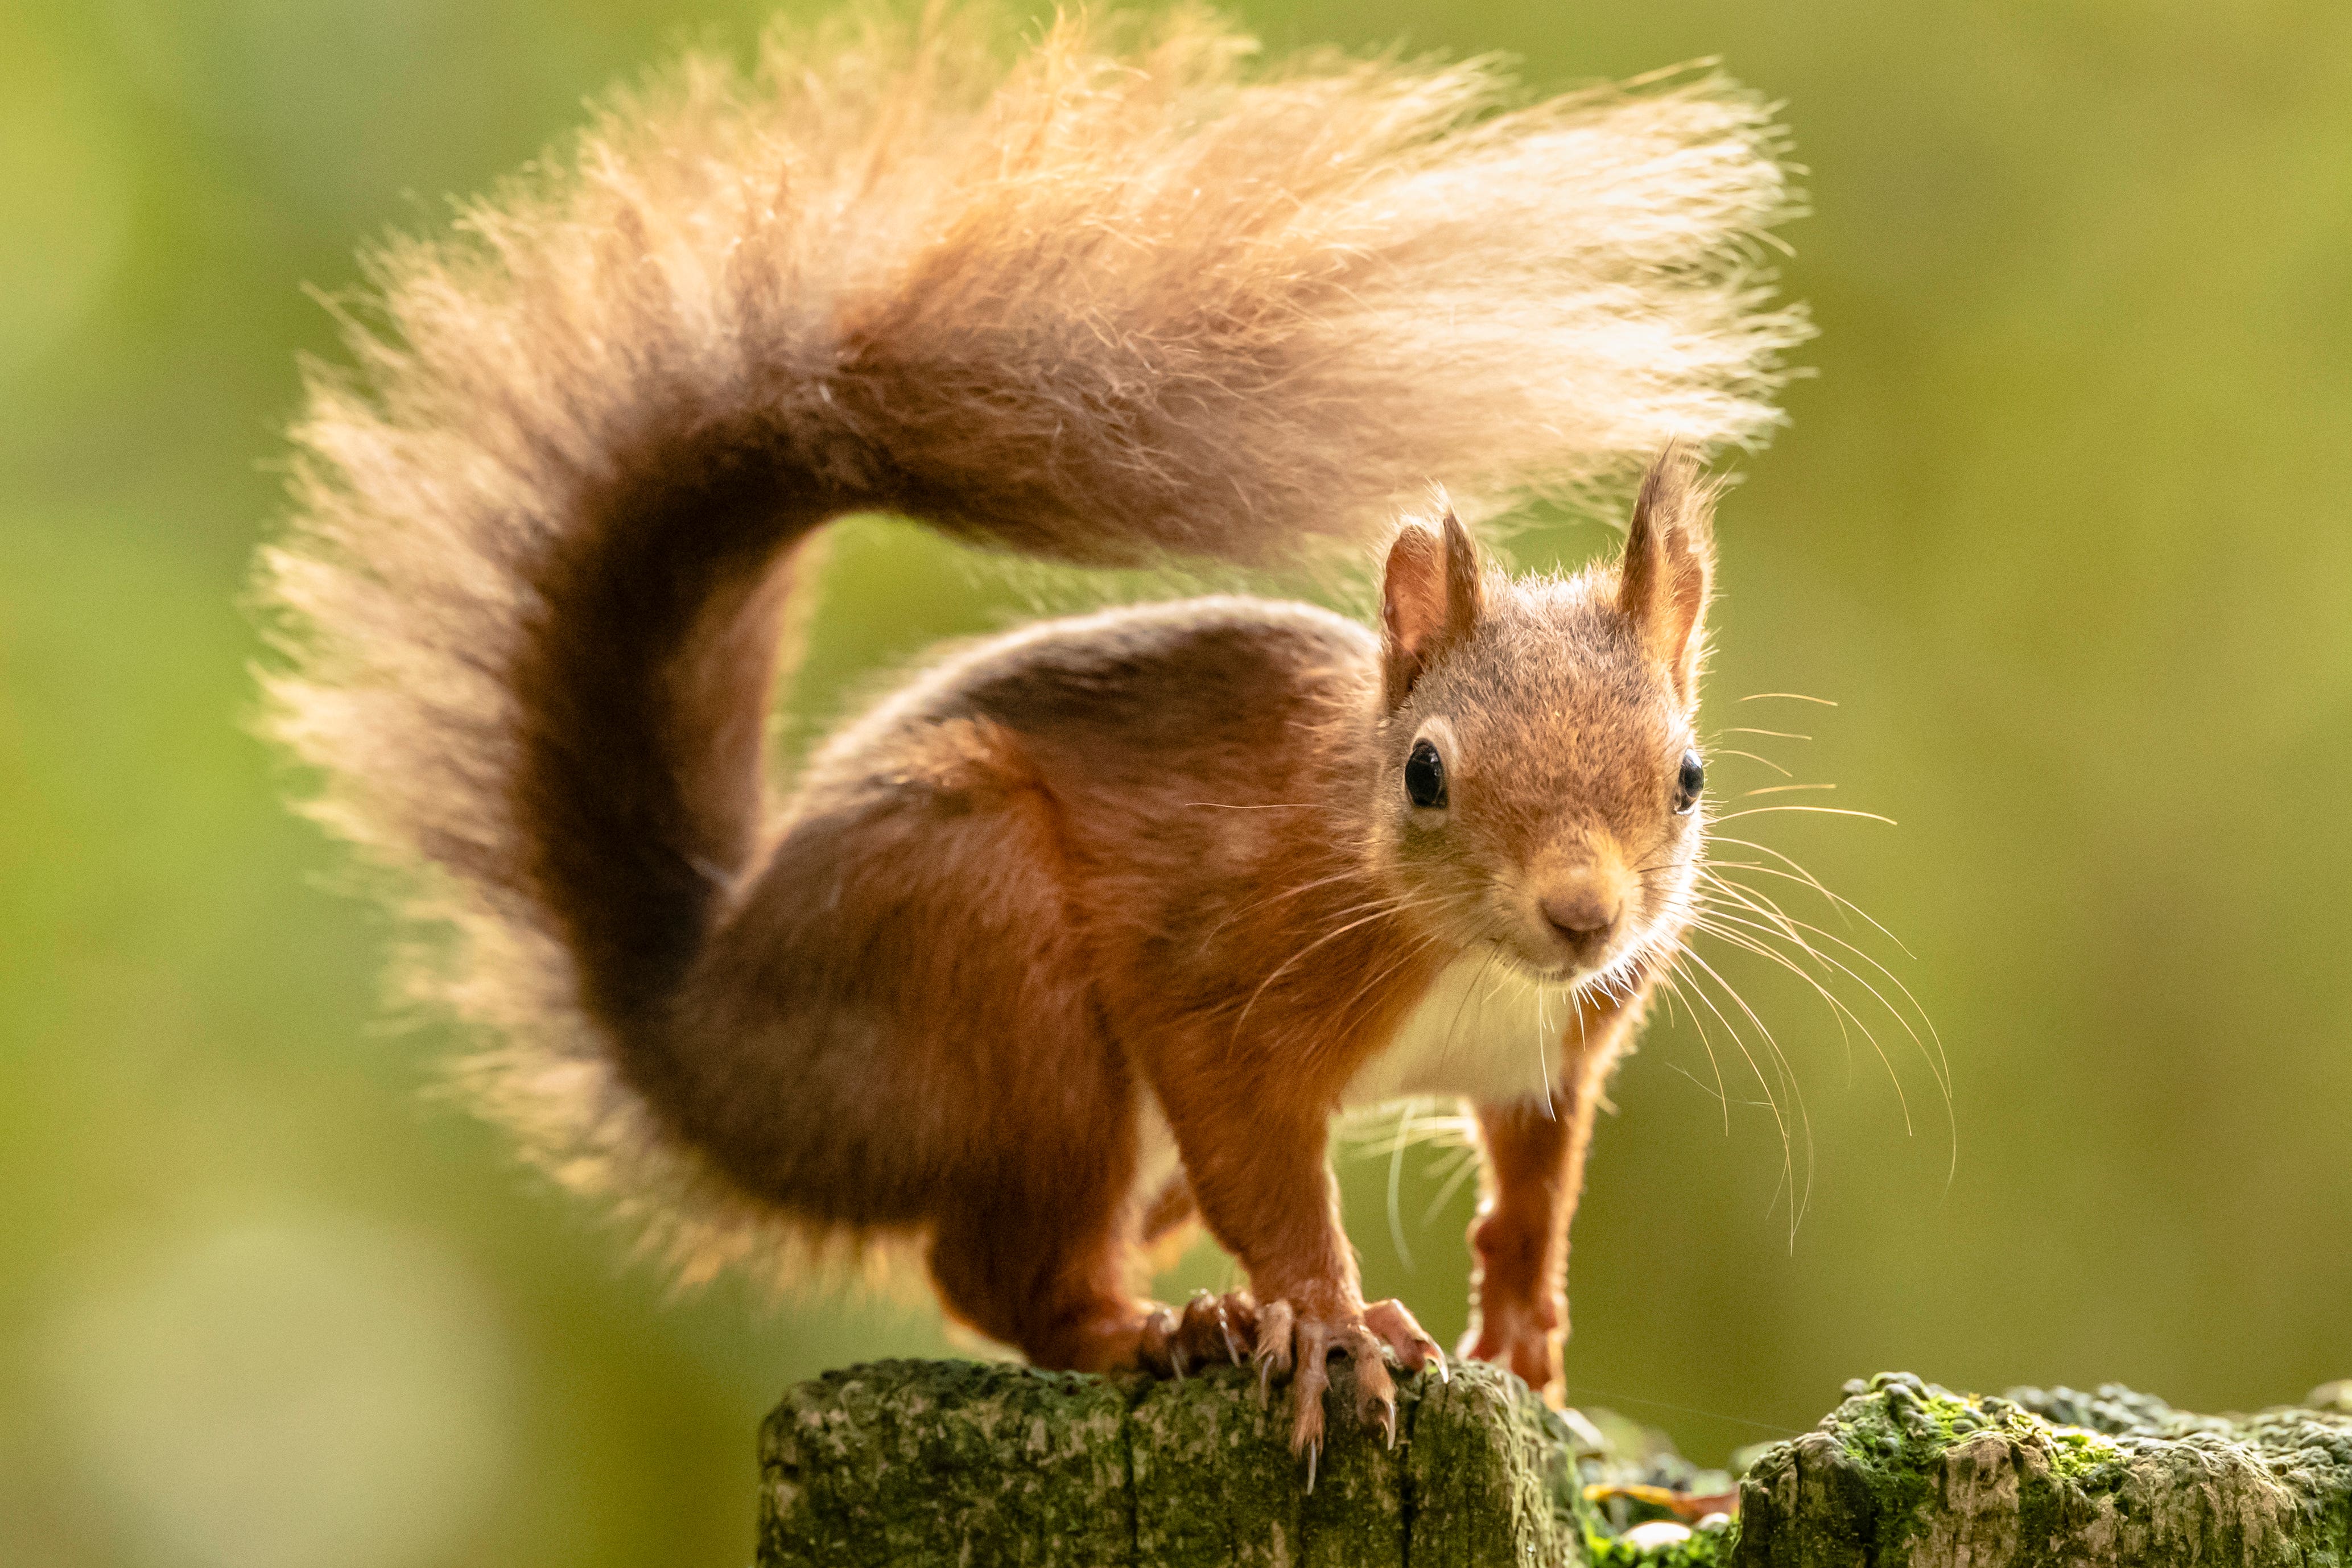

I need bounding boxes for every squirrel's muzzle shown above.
[1525,842,1635,974]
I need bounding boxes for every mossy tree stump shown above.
[1734,1373,2352,1567]
[759,1358,1579,1566]
[757,1362,2352,1566]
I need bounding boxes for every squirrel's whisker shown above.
[1699,895,1953,1132]
[1216,865,1400,933]
[1676,943,1817,1235]
[1700,856,1895,949]
[1702,833,1899,947]
[1322,921,1463,1046]
[1697,869,1831,972]
[1707,747,1794,777]
[1385,1101,1418,1271]
[1710,805,1897,826]
[1698,882,1946,1096]
[1652,969,1732,1132]
[1438,948,1508,1080]
[1237,889,1466,1037]
[1184,802,1318,810]
[1664,950,1800,1214]
[1689,911,1911,1136]
[1420,1138,1489,1230]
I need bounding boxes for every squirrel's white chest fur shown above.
[1132,952,1568,1211]
[1340,952,1570,1111]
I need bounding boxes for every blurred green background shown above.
[5,0,2349,1563]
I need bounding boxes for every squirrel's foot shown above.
[1459,1289,1563,1397]
[1252,1295,1445,1462]
[1138,1289,1258,1380]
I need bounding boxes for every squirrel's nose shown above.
[1539,884,1621,952]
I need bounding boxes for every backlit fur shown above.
[255,3,1794,1402]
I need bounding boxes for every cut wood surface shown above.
[757,1360,2352,1566]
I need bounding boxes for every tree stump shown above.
[1732,1372,2352,1567]
[758,1357,1579,1566]
[757,1361,2352,1566]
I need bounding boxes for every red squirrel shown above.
[258,6,1802,1456]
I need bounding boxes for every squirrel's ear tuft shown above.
[1381,507,1484,707]
[1617,446,1718,703]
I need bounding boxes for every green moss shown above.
[759,1359,1134,1567]
[758,1364,2352,1566]
[1732,1373,2352,1567]
[760,1358,1587,1567]
[2036,1422,2125,1483]
[1583,1521,1736,1568]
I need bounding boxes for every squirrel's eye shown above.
[1673,750,1705,815]
[1404,738,1448,810]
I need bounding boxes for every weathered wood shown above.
[758,1362,2352,1566]
[1731,1373,2352,1567]
[758,1358,1583,1567]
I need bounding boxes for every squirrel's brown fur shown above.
[258,4,1799,1450]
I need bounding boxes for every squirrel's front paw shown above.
[1252,1295,1446,1471]
[1459,1289,1563,1396]
[1138,1289,1257,1379]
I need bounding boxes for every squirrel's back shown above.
[256,3,1802,1286]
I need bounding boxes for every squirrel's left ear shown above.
[1617,446,1718,703]
[1381,506,1484,708]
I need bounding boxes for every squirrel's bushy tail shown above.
[258,3,1804,1285]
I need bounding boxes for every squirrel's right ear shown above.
[1381,507,1484,707]
[1617,446,1718,704]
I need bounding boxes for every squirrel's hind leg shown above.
[915,1003,1247,1375]
[925,1191,1150,1374]
[777,716,1171,1373]
[929,1200,1260,1378]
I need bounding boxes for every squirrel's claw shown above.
[1288,1318,1335,1453]
[1140,1290,1258,1381]
[1342,1324,1400,1443]
[1216,1307,1245,1366]
[1364,1297,1447,1379]
[1252,1298,1295,1410]
[1250,1294,1441,1464]
[1187,1288,1252,1368]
